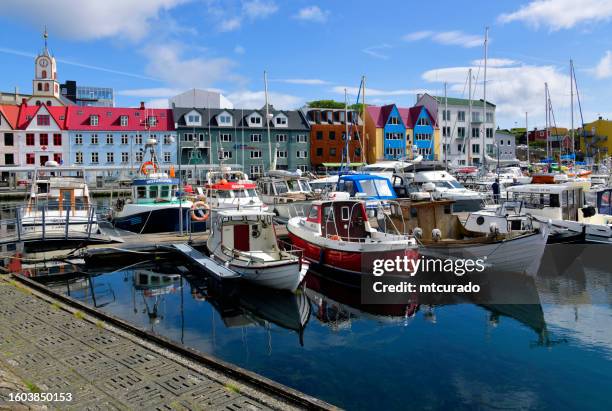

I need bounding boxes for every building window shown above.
[219,114,231,125]
[297,150,308,158]
[75,134,83,144]
[106,134,114,144]
[275,116,287,126]
[4,153,13,165]
[53,153,62,163]
[26,153,35,164]
[250,134,261,142]
[120,115,128,126]
[106,152,114,163]
[316,131,323,140]
[276,150,287,158]
[417,117,430,126]
[163,135,172,145]
[75,152,83,164]
[121,152,129,163]
[457,127,466,138]
[276,134,287,143]
[386,132,403,140]
[187,114,200,123]
[472,112,480,122]
[90,115,99,126]
[147,116,157,127]
[486,112,493,123]
[135,152,143,162]
[486,128,493,138]
[37,115,50,126]
[457,111,465,122]
[250,116,261,125]
[250,165,263,178]
[329,148,336,156]
[135,135,142,145]
[53,133,62,146]
[472,144,480,154]
[91,134,99,144]
[297,165,309,172]
[388,116,399,125]
[250,150,262,159]
[91,152,99,163]
[472,127,479,138]
[329,131,336,140]
[414,133,431,141]
[220,133,232,142]
[4,133,14,146]
[26,134,35,146]
[164,152,171,163]
[121,134,128,145]
[442,110,451,121]
[39,134,49,146]
[316,147,323,156]
[442,126,451,137]
[385,147,403,158]
[221,151,232,159]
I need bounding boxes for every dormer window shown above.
[417,117,430,126]
[37,115,50,126]
[250,115,262,125]
[275,116,287,126]
[120,115,128,126]
[219,114,232,125]
[90,115,99,126]
[187,114,200,123]
[148,116,157,127]
[389,116,399,125]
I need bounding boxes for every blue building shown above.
[405,105,439,161]
[382,105,406,160]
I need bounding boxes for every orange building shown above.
[302,107,364,170]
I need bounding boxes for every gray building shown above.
[60,80,114,107]
[493,130,517,161]
[172,105,310,179]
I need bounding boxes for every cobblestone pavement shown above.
[0,279,297,410]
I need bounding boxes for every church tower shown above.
[30,27,62,106]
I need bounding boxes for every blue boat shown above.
[335,174,397,210]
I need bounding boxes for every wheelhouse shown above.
[336,174,397,200]
[306,200,370,240]
[506,184,585,221]
[132,177,179,204]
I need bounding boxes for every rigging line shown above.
[572,63,586,141]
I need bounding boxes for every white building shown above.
[417,93,496,166]
[169,89,233,110]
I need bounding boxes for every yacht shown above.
[257,169,320,221]
[22,162,99,236]
[200,166,266,212]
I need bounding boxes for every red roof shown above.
[16,104,69,130]
[400,105,438,129]
[366,106,384,128]
[0,105,20,129]
[66,106,175,131]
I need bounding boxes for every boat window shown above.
[322,206,335,223]
[172,185,178,195]
[274,181,289,194]
[433,181,454,189]
[300,180,312,192]
[247,189,258,197]
[160,185,170,198]
[287,180,300,192]
[149,186,158,198]
[359,180,378,197]
[218,190,232,198]
[137,186,146,199]
[341,206,350,221]
[308,206,318,220]
[448,180,464,189]
[374,180,393,197]
[410,207,417,218]
[74,197,85,210]
[339,180,356,195]
[550,194,560,207]
[234,190,247,198]
[265,183,272,195]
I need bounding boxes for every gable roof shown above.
[172,107,309,130]
[0,104,20,129]
[16,104,69,130]
[66,106,174,131]
[400,105,439,128]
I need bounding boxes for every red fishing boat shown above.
[287,199,418,286]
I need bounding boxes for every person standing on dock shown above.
[492,178,500,204]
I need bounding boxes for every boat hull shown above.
[112,207,207,234]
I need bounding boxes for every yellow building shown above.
[580,117,612,161]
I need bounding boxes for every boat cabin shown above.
[336,174,396,201]
[27,167,90,213]
[306,200,371,241]
[505,184,587,222]
[132,177,179,204]
[259,177,313,197]
[216,211,277,253]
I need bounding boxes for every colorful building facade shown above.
[365,105,407,162]
[402,105,439,161]
[302,107,363,169]
[580,117,612,162]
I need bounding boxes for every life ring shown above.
[329,234,341,241]
[191,201,210,222]
[140,161,158,175]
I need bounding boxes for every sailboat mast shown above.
[362,75,366,163]
[545,82,549,160]
[468,68,472,166]
[570,59,575,156]
[444,82,448,170]
[482,26,488,170]
[345,88,350,169]
[264,70,274,171]
[526,111,529,164]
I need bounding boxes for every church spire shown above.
[42,25,50,56]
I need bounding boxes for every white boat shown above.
[257,169,319,221]
[207,209,306,292]
[22,162,99,236]
[199,167,266,212]
[360,158,422,181]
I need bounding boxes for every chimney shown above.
[140,101,145,110]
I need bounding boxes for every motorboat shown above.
[257,169,320,221]
[22,162,99,236]
[286,197,418,286]
[111,139,206,234]
[335,173,397,210]
[387,195,548,274]
[207,209,307,292]
[360,158,422,181]
[199,166,266,212]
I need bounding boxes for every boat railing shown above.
[277,239,305,269]
[0,203,98,243]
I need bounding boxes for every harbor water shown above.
[31,251,612,411]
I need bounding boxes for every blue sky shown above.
[1,0,612,128]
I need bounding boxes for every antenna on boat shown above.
[264,70,275,172]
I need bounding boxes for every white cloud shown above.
[234,45,246,54]
[402,31,433,41]
[143,43,238,89]
[421,62,572,126]
[145,98,171,108]
[362,44,392,60]
[332,86,428,97]
[593,51,612,79]
[212,0,278,32]
[226,90,303,109]
[471,58,520,67]
[294,6,329,23]
[498,0,612,31]
[274,78,330,85]
[402,30,482,48]
[0,0,188,41]
[242,0,278,19]
[220,17,242,32]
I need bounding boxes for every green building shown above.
[172,106,310,180]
